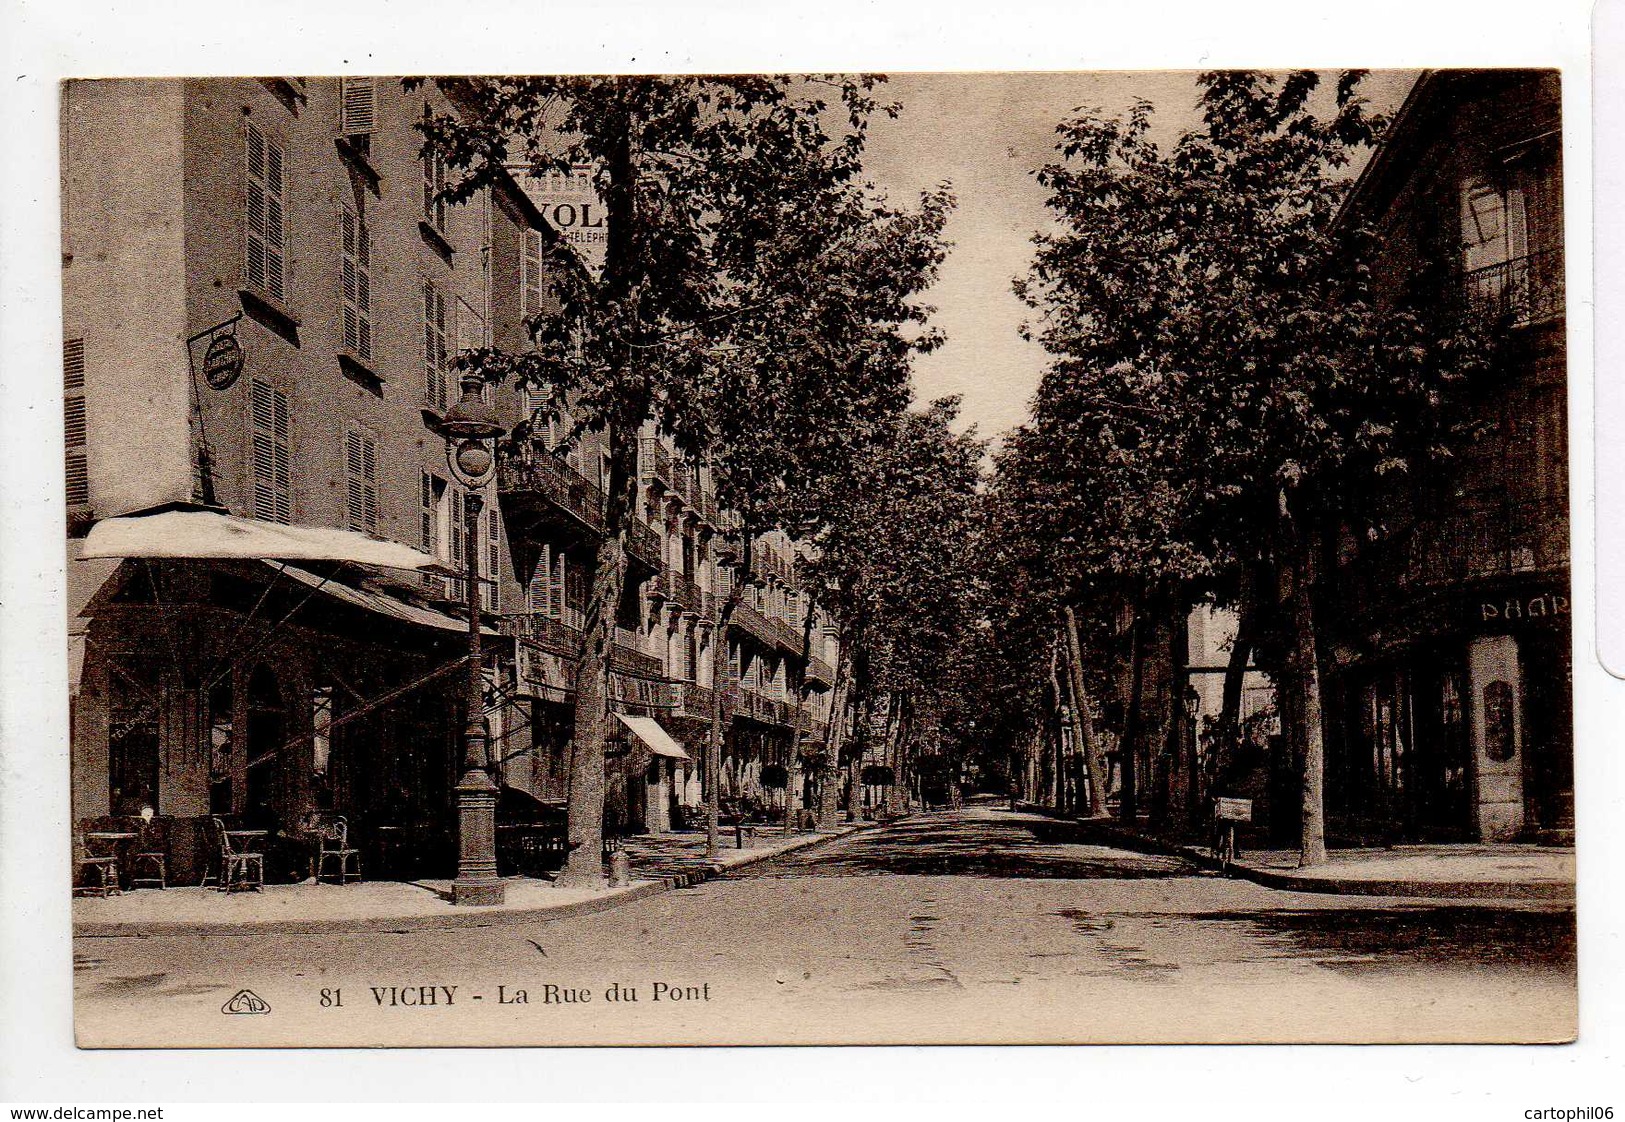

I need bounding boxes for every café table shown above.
[84,831,137,889]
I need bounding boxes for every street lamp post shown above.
[442,368,507,907]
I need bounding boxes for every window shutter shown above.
[345,429,378,534]
[339,77,377,137]
[64,338,89,506]
[250,379,292,523]
[522,229,543,326]
[245,121,287,303]
[551,551,566,622]
[484,508,501,612]
[424,281,449,409]
[341,210,372,359]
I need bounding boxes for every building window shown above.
[424,280,449,409]
[449,486,467,601]
[483,506,501,612]
[422,115,448,231]
[340,208,373,360]
[339,77,376,141]
[64,338,88,507]
[250,378,292,523]
[344,427,378,535]
[522,228,543,331]
[526,544,553,617]
[245,120,288,303]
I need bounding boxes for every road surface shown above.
[73,803,1576,1046]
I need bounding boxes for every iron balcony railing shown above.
[669,680,714,719]
[498,449,607,537]
[1366,499,1569,591]
[502,612,584,656]
[731,599,777,646]
[805,655,835,689]
[1463,248,1564,326]
[639,438,674,492]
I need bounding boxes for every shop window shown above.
[208,677,235,814]
[109,674,159,816]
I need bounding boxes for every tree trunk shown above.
[1064,605,1110,817]
[1119,588,1148,825]
[818,641,852,829]
[1291,535,1329,867]
[1213,580,1255,795]
[887,692,913,817]
[557,93,638,889]
[556,432,635,888]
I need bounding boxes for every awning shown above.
[270,562,498,637]
[82,509,441,571]
[615,713,690,760]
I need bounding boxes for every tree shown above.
[802,398,985,822]
[416,76,950,879]
[1010,71,1499,863]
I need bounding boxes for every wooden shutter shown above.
[345,428,377,534]
[424,281,448,409]
[339,77,377,137]
[250,379,292,523]
[522,229,543,326]
[341,209,372,359]
[484,507,501,611]
[64,339,89,506]
[245,121,287,303]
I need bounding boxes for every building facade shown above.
[1321,70,1570,845]
[64,77,839,882]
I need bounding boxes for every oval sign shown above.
[203,333,244,390]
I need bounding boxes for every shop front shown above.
[1328,582,1571,844]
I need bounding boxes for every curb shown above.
[1038,807,1575,903]
[73,823,878,939]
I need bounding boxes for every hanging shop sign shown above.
[202,332,245,390]
[186,313,246,391]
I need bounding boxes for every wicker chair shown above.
[213,815,264,893]
[73,828,121,897]
[309,813,362,884]
[128,815,168,889]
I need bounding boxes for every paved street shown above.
[73,803,1575,1046]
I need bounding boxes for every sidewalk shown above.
[73,822,872,937]
[1048,809,1575,902]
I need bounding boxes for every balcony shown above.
[1464,249,1564,327]
[639,438,674,492]
[1357,499,1568,597]
[655,568,703,614]
[731,599,777,647]
[501,612,584,657]
[625,517,662,575]
[805,655,835,690]
[498,448,607,546]
[670,680,715,720]
[609,631,665,680]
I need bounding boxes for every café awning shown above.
[270,561,497,637]
[615,713,690,760]
[81,508,441,571]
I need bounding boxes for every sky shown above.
[859,71,1420,441]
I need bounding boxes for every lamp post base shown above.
[451,878,506,907]
[452,764,505,907]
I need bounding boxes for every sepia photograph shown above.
[53,66,1580,1051]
